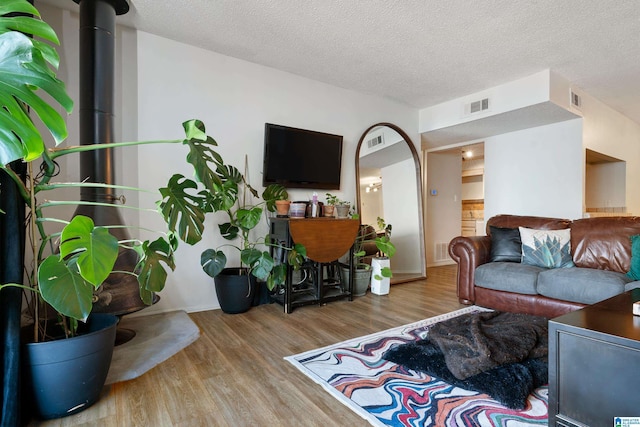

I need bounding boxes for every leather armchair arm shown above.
[448,235,491,304]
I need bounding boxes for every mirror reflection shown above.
[356,124,425,283]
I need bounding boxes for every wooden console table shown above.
[548,289,640,426]
[269,217,360,313]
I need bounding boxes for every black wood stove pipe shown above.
[71,0,152,317]
[74,0,128,204]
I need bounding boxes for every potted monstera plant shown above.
[0,1,225,419]
[200,163,305,313]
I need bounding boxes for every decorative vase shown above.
[323,205,335,217]
[371,257,391,295]
[289,202,307,219]
[214,267,257,314]
[335,204,350,218]
[340,265,372,296]
[23,313,118,420]
[275,200,291,217]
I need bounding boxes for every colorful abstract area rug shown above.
[285,306,548,427]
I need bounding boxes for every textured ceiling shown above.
[41,0,640,123]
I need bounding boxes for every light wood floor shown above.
[33,265,463,427]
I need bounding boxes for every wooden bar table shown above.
[269,217,360,313]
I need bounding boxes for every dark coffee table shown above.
[548,289,640,426]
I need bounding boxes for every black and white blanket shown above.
[383,311,549,409]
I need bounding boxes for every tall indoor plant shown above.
[0,1,247,419]
[200,162,305,313]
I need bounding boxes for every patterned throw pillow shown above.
[519,227,574,268]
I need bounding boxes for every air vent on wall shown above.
[570,90,582,110]
[367,134,384,149]
[434,242,450,262]
[465,97,490,115]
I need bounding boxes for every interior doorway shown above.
[424,142,484,267]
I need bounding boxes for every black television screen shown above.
[262,123,343,190]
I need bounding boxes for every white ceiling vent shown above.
[465,97,490,115]
[367,134,384,149]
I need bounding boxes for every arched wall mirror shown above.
[355,123,426,283]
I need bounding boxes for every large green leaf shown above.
[241,248,274,281]
[201,178,238,212]
[375,235,396,258]
[217,164,259,199]
[287,243,306,270]
[0,31,72,165]
[38,255,94,322]
[59,215,119,288]
[0,16,59,45]
[219,222,239,241]
[0,1,41,18]
[181,119,224,190]
[200,249,227,278]
[237,207,262,231]
[158,174,206,245]
[135,237,176,303]
[262,184,288,212]
[267,264,287,290]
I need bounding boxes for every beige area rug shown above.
[105,310,200,385]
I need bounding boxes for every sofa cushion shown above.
[571,217,640,273]
[519,227,574,268]
[487,215,571,232]
[489,226,522,263]
[626,281,640,291]
[475,262,543,295]
[537,267,632,305]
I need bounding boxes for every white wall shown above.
[484,119,584,220]
[579,90,640,214]
[419,70,555,133]
[133,32,418,313]
[461,176,484,200]
[585,162,626,210]
[381,159,421,274]
[359,184,384,226]
[41,5,419,314]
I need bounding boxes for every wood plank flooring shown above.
[32,265,463,427]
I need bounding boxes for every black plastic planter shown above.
[214,268,257,314]
[23,313,118,420]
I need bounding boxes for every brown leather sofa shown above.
[448,214,640,318]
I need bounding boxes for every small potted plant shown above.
[325,193,350,218]
[275,198,291,216]
[324,193,338,217]
[341,217,396,296]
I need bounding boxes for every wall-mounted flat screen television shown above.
[262,123,343,190]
